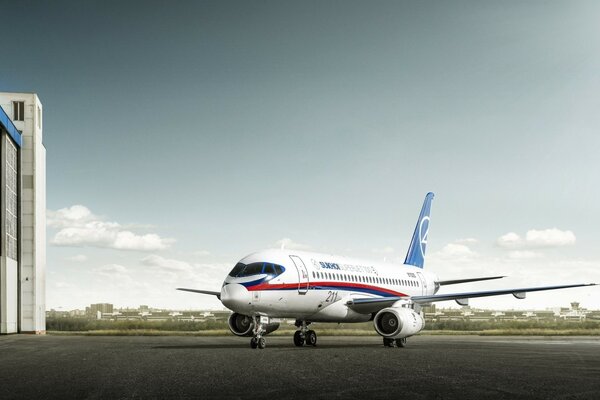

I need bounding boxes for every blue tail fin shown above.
[404,192,434,269]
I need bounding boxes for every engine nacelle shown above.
[373,307,425,339]
[227,313,280,337]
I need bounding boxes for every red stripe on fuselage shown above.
[247,281,407,297]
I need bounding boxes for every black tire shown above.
[250,337,258,349]
[258,337,266,349]
[395,338,406,348]
[306,330,317,347]
[293,331,305,347]
[383,337,396,347]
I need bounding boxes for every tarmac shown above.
[1,334,599,399]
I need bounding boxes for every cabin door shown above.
[290,255,309,295]
[416,271,427,295]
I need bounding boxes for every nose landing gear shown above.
[250,316,267,350]
[294,320,317,347]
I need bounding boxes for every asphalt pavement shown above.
[1,334,599,399]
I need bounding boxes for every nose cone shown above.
[221,283,251,313]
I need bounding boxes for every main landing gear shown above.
[383,337,407,348]
[250,316,267,350]
[293,320,317,347]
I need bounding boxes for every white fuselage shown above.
[220,249,438,322]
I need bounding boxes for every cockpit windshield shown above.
[228,262,285,278]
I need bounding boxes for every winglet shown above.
[404,192,434,269]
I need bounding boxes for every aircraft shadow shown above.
[152,344,383,350]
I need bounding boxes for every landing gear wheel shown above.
[293,331,305,347]
[257,337,266,349]
[395,338,406,348]
[383,338,396,347]
[250,337,258,349]
[306,330,317,347]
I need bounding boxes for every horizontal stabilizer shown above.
[436,276,506,286]
[177,288,221,299]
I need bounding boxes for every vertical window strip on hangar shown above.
[5,136,18,260]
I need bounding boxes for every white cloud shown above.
[140,254,231,285]
[497,228,576,249]
[95,264,128,275]
[47,205,95,228]
[497,232,521,247]
[438,243,476,258]
[372,246,395,255]
[525,228,576,247]
[49,205,175,251]
[141,255,193,272]
[192,250,211,257]
[274,238,311,251]
[507,250,542,260]
[93,264,131,282]
[66,254,88,262]
[455,238,478,244]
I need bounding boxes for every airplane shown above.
[178,192,596,349]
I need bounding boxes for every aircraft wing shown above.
[177,288,221,299]
[436,276,505,286]
[346,283,596,314]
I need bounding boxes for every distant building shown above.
[425,302,589,322]
[87,303,114,316]
[0,92,46,334]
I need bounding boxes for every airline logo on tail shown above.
[404,192,434,269]
[419,216,430,258]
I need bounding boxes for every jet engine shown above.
[373,307,425,339]
[227,313,280,337]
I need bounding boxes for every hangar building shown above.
[0,92,46,334]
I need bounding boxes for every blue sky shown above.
[2,0,599,310]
